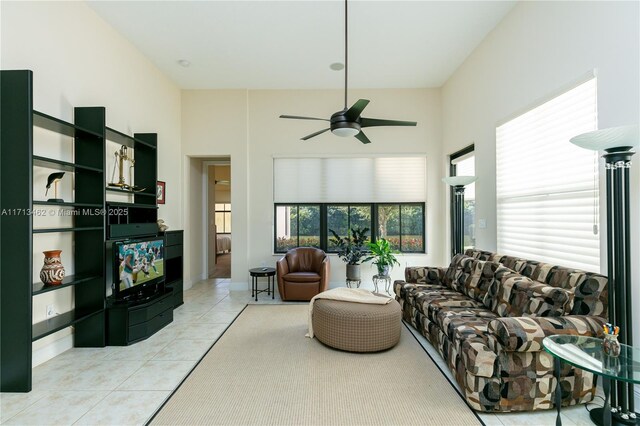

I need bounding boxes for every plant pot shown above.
[40,250,65,285]
[377,265,390,276]
[346,264,361,281]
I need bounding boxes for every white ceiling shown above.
[87,1,515,90]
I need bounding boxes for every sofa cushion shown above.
[433,312,498,378]
[394,281,445,300]
[404,266,445,284]
[283,272,320,283]
[412,288,470,315]
[491,274,573,317]
[443,254,476,292]
[570,272,608,317]
[461,260,514,305]
[435,307,498,339]
[528,264,608,317]
[424,294,485,323]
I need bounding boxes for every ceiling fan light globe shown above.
[332,127,360,137]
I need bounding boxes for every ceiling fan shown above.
[279,0,417,144]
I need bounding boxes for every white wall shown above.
[1,1,182,364]
[441,0,639,404]
[181,90,249,289]
[182,88,443,288]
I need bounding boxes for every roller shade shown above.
[496,77,600,272]
[273,156,426,203]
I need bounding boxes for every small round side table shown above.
[372,274,392,295]
[249,267,276,302]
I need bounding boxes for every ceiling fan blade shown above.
[280,115,329,121]
[360,117,417,128]
[344,99,370,121]
[355,131,372,144]
[301,128,331,141]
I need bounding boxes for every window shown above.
[496,77,599,271]
[326,205,372,250]
[449,146,475,251]
[215,203,231,233]
[274,203,425,253]
[375,203,426,251]
[273,156,427,254]
[274,204,321,252]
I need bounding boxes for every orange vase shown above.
[40,250,65,285]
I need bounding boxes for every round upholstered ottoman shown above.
[312,298,402,352]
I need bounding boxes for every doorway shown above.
[206,162,231,278]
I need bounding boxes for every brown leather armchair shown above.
[276,247,329,301]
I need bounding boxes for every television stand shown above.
[106,287,173,345]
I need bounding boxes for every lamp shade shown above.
[569,125,639,151]
[442,175,477,187]
[331,127,360,137]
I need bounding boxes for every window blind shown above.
[273,156,426,203]
[496,78,600,272]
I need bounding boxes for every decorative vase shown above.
[377,265,390,276]
[603,334,621,357]
[40,250,65,285]
[346,264,360,281]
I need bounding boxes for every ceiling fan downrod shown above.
[344,0,348,110]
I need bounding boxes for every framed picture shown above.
[157,181,166,204]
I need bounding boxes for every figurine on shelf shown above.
[108,145,130,189]
[157,219,169,232]
[108,145,147,192]
[45,172,65,202]
[603,323,621,357]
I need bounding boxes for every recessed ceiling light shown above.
[330,62,344,71]
[177,59,191,68]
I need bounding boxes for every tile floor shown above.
[0,278,602,425]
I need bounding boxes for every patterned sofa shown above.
[394,249,608,412]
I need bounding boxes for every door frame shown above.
[203,159,231,278]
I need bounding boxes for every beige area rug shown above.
[150,305,482,426]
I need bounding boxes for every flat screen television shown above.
[113,238,164,300]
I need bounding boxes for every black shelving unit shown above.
[164,230,184,308]
[32,201,102,208]
[1,70,180,392]
[33,226,104,234]
[1,70,106,392]
[32,274,101,295]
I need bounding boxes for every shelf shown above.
[32,308,103,342]
[33,226,103,234]
[106,201,158,209]
[33,274,101,295]
[33,201,103,208]
[33,111,103,139]
[105,127,156,149]
[106,187,156,197]
[33,156,103,173]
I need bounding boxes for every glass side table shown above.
[543,335,640,426]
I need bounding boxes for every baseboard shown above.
[32,332,73,367]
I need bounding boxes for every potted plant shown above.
[329,227,370,281]
[365,238,400,276]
